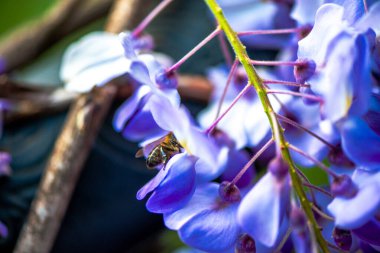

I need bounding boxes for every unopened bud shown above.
[290,206,307,235]
[331,175,358,198]
[236,234,256,253]
[219,181,241,203]
[328,145,355,168]
[333,227,352,251]
[268,156,288,180]
[294,58,316,84]
[155,70,178,89]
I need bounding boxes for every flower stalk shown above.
[204,0,329,252]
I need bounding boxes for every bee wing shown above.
[135,148,145,158]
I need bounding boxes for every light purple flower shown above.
[328,168,380,229]
[164,183,242,252]
[136,153,197,213]
[297,2,375,122]
[237,170,290,247]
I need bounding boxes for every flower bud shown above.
[328,145,355,168]
[331,175,358,198]
[290,206,307,235]
[133,34,154,51]
[294,58,316,84]
[155,70,178,89]
[268,156,288,180]
[219,181,241,203]
[236,234,256,253]
[333,227,352,251]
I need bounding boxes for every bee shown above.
[136,133,182,169]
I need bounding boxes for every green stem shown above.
[203,0,329,252]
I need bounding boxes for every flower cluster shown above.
[60,0,380,252]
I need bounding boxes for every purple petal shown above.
[355,1,380,34]
[136,165,170,200]
[341,116,380,169]
[129,60,153,85]
[149,95,188,136]
[342,0,365,25]
[146,154,197,213]
[298,4,345,65]
[291,0,323,25]
[179,205,240,252]
[164,183,219,230]
[60,32,129,92]
[363,94,380,136]
[113,86,151,131]
[119,32,137,59]
[237,173,290,247]
[121,106,165,141]
[187,127,222,181]
[220,148,254,189]
[0,221,8,238]
[352,220,380,246]
[327,176,380,229]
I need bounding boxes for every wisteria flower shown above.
[164,182,245,252]
[341,94,380,170]
[297,2,376,122]
[113,34,180,141]
[328,168,380,230]
[136,96,227,213]
[237,156,291,247]
[199,66,289,149]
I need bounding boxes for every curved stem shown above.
[214,59,239,120]
[237,27,304,36]
[205,82,250,134]
[204,1,329,252]
[276,113,336,150]
[132,0,174,37]
[167,27,221,73]
[231,138,274,185]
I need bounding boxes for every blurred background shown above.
[0,0,223,252]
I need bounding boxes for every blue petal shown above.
[121,106,165,141]
[146,154,197,213]
[136,165,170,200]
[113,86,151,132]
[164,183,219,230]
[327,171,380,229]
[60,32,130,92]
[341,116,380,169]
[179,205,240,252]
[129,60,153,85]
[0,221,8,238]
[291,0,323,25]
[187,127,223,181]
[342,0,365,25]
[149,94,188,137]
[352,220,380,246]
[220,148,254,189]
[355,1,380,34]
[237,172,290,247]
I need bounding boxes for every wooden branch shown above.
[12,1,152,252]
[0,0,114,74]
[1,74,212,124]
[105,0,144,33]
[13,85,116,253]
